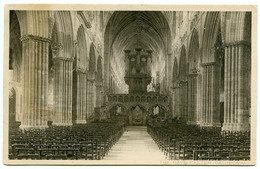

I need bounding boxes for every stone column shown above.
[167,53,172,90]
[75,69,87,124]
[172,84,180,118]
[95,82,103,108]
[179,80,188,121]
[201,62,221,128]
[222,41,251,132]
[52,57,73,126]
[82,72,87,122]
[176,86,180,118]
[87,77,95,121]
[187,73,198,125]
[196,74,203,125]
[20,35,50,130]
[100,85,105,106]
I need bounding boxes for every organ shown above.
[124,48,153,94]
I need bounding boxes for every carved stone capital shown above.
[201,62,216,67]
[75,68,87,74]
[20,34,51,43]
[52,57,74,62]
[223,40,251,47]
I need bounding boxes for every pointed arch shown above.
[107,103,127,114]
[52,11,74,59]
[148,104,168,113]
[179,45,187,81]
[76,25,88,69]
[243,12,252,43]
[172,57,179,84]
[188,28,199,73]
[178,45,188,120]
[128,104,147,112]
[15,11,52,38]
[202,12,221,63]
[89,43,96,75]
[9,11,22,82]
[97,56,103,81]
[13,11,27,36]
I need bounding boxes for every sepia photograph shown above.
[3,4,257,165]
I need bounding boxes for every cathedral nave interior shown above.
[8,10,251,161]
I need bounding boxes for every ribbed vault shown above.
[105,11,172,90]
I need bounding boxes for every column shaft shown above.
[20,35,50,129]
[53,57,73,126]
[222,42,251,132]
[75,70,87,124]
[187,74,198,125]
[201,63,221,128]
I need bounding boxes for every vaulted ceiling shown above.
[105,11,172,83]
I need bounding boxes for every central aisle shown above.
[103,126,168,162]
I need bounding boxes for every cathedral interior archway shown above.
[104,11,172,94]
[9,11,22,82]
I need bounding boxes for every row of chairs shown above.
[147,122,250,161]
[9,122,124,160]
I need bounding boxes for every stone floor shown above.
[103,126,168,163]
